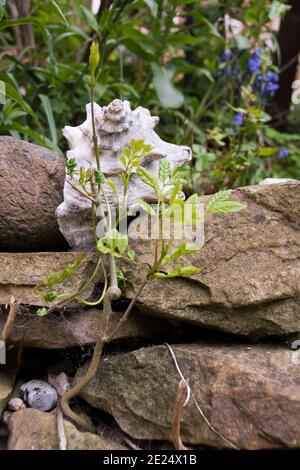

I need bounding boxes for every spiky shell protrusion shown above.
[99,99,132,135]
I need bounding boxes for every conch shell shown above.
[56,99,191,250]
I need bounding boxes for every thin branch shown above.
[60,273,147,433]
[165,343,240,450]
[107,277,148,341]
[61,334,105,433]
[171,379,189,450]
[60,282,121,433]
[56,406,67,451]
[67,180,98,204]
[280,53,299,74]
[122,436,142,451]
[0,297,20,343]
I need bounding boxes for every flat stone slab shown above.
[77,343,300,449]
[0,252,97,306]
[0,351,18,420]
[0,306,180,349]
[7,408,127,450]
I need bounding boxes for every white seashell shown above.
[56,99,192,250]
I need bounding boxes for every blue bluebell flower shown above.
[252,70,280,98]
[233,112,245,126]
[262,81,279,98]
[278,148,289,158]
[265,71,279,82]
[216,48,246,83]
[247,53,261,73]
[218,49,232,62]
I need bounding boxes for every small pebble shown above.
[20,380,58,411]
[8,397,26,411]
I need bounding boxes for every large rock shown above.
[0,252,98,306]
[0,352,18,420]
[0,371,15,421]
[122,181,300,338]
[77,343,300,449]
[0,136,66,251]
[0,306,180,349]
[7,408,126,450]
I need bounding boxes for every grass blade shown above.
[39,94,57,145]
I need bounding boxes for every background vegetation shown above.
[0,0,299,194]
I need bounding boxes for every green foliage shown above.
[97,228,128,258]
[135,199,156,216]
[151,63,184,109]
[66,157,77,176]
[116,266,127,290]
[136,166,159,191]
[36,307,49,317]
[89,40,100,86]
[159,160,171,185]
[34,255,84,303]
[163,242,199,265]
[206,190,246,214]
[0,0,298,189]
[118,139,154,196]
[42,256,84,288]
[269,0,291,19]
[153,265,200,279]
[94,169,105,185]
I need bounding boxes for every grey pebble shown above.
[20,380,58,411]
[8,397,27,411]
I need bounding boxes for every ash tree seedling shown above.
[34,41,246,436]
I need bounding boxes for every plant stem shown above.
[60,335,106,432]
[107,277,148,341]
[60,275,148,434]
[154,200,160,265]
[60,284,121,432]
[76,260,107,306]
[91,202,98,245]
[90,86,101,173]
[67,181,97,204]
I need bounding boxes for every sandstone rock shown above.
[0,373,15,421]
[7,408,127,450]
[77,343,300,449]
[0,252,98,306]
[0,353,18,420]
[122,181,300,337]
[0,136,67,251]
[0,305,180,349]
